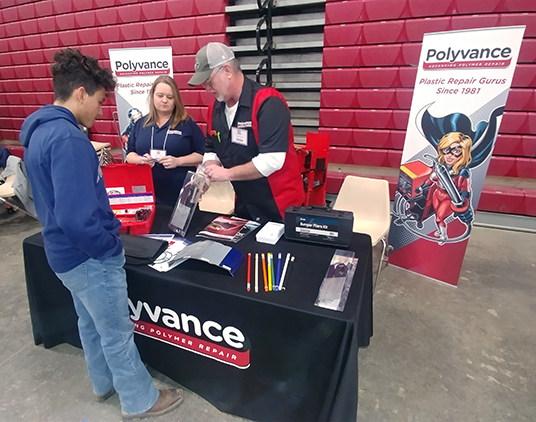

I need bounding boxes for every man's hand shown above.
[205,165,231,182]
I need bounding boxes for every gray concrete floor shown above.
[1,208,535,422]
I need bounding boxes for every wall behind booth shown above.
[1,0,535,217]
[320,0,536,217]
[0,0,229,154]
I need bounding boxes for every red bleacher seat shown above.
[10,51,27,66]
[404,17,451,42]
[401,43,420,66]
[170,36,200,55]
[501,112,534,134]
[521,189,536,216]
[173,55,196,73]
[479,185,525,215]
[519,39,536,64]
[37,16,58,33]
[120,22,146,41]
[79,44,101,59]
[364,0,409,21]
[4,22,22,38]
[1,5,18,22]
[393,110,410,130]
[362,20,406,44]
[454,0,502,14]
[145,39,170,48]
[21,19,38,36]
[145,20,171,38]
[35,92,53,104]
[395,88,413,108]
[78,28,100,44]
[355,110,394,129]
[319,109,356,127]
[500,13,536,37]
[358,68,398,88]
[94,0,121,7]
[24,34,41,50]
[195,14,228,35]
[56,14,76,30]
[494,134,536,157]
[451,14,501,31]
[169,17,197,37]
[324,24,363,47]
[75,10,97,29]
[100,106,115,120]
[185,107,206,123]
[356,89,396,108]
[516,158,536,179]
[122,40,146,49]
[118,4,142,23]
[322,69,359,88]
[488,156,516,177]
[505,89,534,112]
[59,30,79,46]
[166,0,195,18]
[35,0,54,17]
[198,90,215,106]
[99,26,122,43]
[141,2,167,20]
[180,90,199,106]
[53,0,74,14]
[353,128,391,148]
[320,89,358,108]
[195,34,229,49]
[91,120,116,135]
[503,0,536,12]
[95,8,119,26]
[7,36,25,53]
[0,67,15,80]
[361,44,404,67]
[323,46,361,68]
[408,0,455,18]
[318,127,354,147]
[398,67,418,87]
[32,79,53,92]
[18,3,36,20]
[40,33,60,48]
[27,50,45,65]
[173,73,195,89]
[325,1,364,25]
[195,0,226,15]
[326,146,351,165]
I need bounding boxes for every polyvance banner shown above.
[389,26,525,286]
[109,47,173,153]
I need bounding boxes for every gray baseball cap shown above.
[188,43,235,86]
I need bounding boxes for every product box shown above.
[101,163,155,235]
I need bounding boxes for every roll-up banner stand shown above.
[109,47,173,157]
[389,26,525,287]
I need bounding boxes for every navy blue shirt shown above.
[127,116,205,206]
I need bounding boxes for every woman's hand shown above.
[158,155,180,169]
[141,153,155,167]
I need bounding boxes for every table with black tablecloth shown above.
[23,206,373,422]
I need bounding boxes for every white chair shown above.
[333,175,391,293]
[91,141,115,166]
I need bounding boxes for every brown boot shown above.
[122,388,184,420]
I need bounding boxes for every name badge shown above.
[150,149,166,160]
[231,127,248,146]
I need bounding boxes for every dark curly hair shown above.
[51,48,116,101]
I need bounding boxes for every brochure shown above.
[150,239,244,276]
[197,215,260,243]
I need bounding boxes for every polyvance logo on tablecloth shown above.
[128,300,250,369]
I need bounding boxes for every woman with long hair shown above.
[126,75,204,206]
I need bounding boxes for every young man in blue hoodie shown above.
[20,49,183,420]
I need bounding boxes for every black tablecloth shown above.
[23,206,373,422]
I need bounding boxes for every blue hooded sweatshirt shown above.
[20,105,122,273]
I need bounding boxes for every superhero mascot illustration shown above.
[120,107,142,148]
[393,104,503,245]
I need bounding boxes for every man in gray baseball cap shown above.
[187,43,235,86]
[188,42,304,223]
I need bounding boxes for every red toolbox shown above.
[101,163,155,235]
